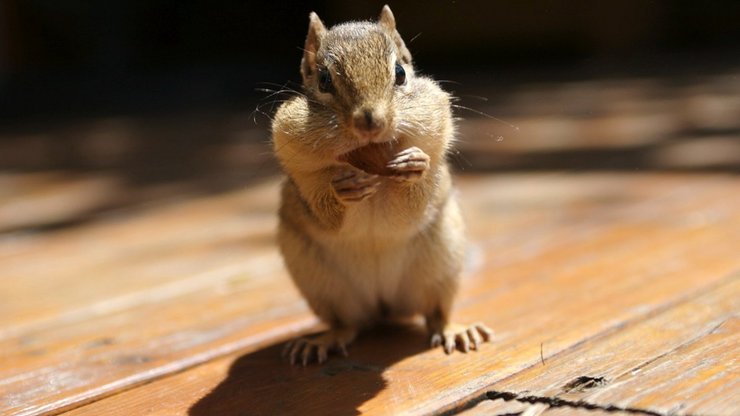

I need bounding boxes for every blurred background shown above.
[1,0,740,231]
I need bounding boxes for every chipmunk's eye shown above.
[318,68,333,93]
[394,63,406,86]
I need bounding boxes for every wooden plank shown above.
[0,177,322,416]
[460,276,739,416]
[1,172,730,336]
[0,272,315,415]
[457,398,534,416]
[1,172,706,342]
[459,401,634,416]
[587,316,739,415]
[4,171,736,412]
[0,178,280,336]
[52,174,740,416]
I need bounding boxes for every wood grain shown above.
[1,178,319,416]
[459,276,739,416]
[14,173,731,416]
[589,316,739,415]
[0,178,280,335]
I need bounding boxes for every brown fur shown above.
[272,5,492,365]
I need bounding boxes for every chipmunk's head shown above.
[300,5,413,147]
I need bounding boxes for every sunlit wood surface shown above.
[1,170,738,416]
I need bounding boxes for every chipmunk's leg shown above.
[425,306,493,354]
[283,326,358,366]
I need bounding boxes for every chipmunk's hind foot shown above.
[283,327,357,366]
[429,322,493,354]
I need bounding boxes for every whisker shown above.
[459,94,489,102]
[436,80,463,86]
[449,148,473,170]
[451,104,520,131]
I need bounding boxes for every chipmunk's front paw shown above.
[386,146,430,182]
[430,322,493,354]
[331,168,381,203]
[282,328,356,366]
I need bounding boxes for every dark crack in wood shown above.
[562,375,609,393]
[480,390,692,416]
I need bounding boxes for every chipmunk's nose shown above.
[352,107,386,140]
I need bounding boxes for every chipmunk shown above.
[272,5,492,365]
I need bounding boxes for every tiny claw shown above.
[317,346,328,364]
[459,333,470,352]
[468,328,481,350]
[301,345,312,366]
[289,341,304,365]
[429,322,494,355]
[430,333,442,348]
[387,147,430,173]
[476,323,494,341]
[283,328,357,365]
[282,340,293,358]
[444,335,455,354]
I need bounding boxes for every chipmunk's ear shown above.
[301,12,327,81]
[378,5,412,65]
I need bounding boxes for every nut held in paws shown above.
[338,142,398,175]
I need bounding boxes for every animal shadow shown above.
[189,324,430,416]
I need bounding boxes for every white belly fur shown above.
[316,197,422,316]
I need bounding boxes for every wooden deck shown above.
[2,65,740,415]
[1,170,738,416]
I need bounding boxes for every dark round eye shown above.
[318,67,333,93]
[394,63,406,86]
